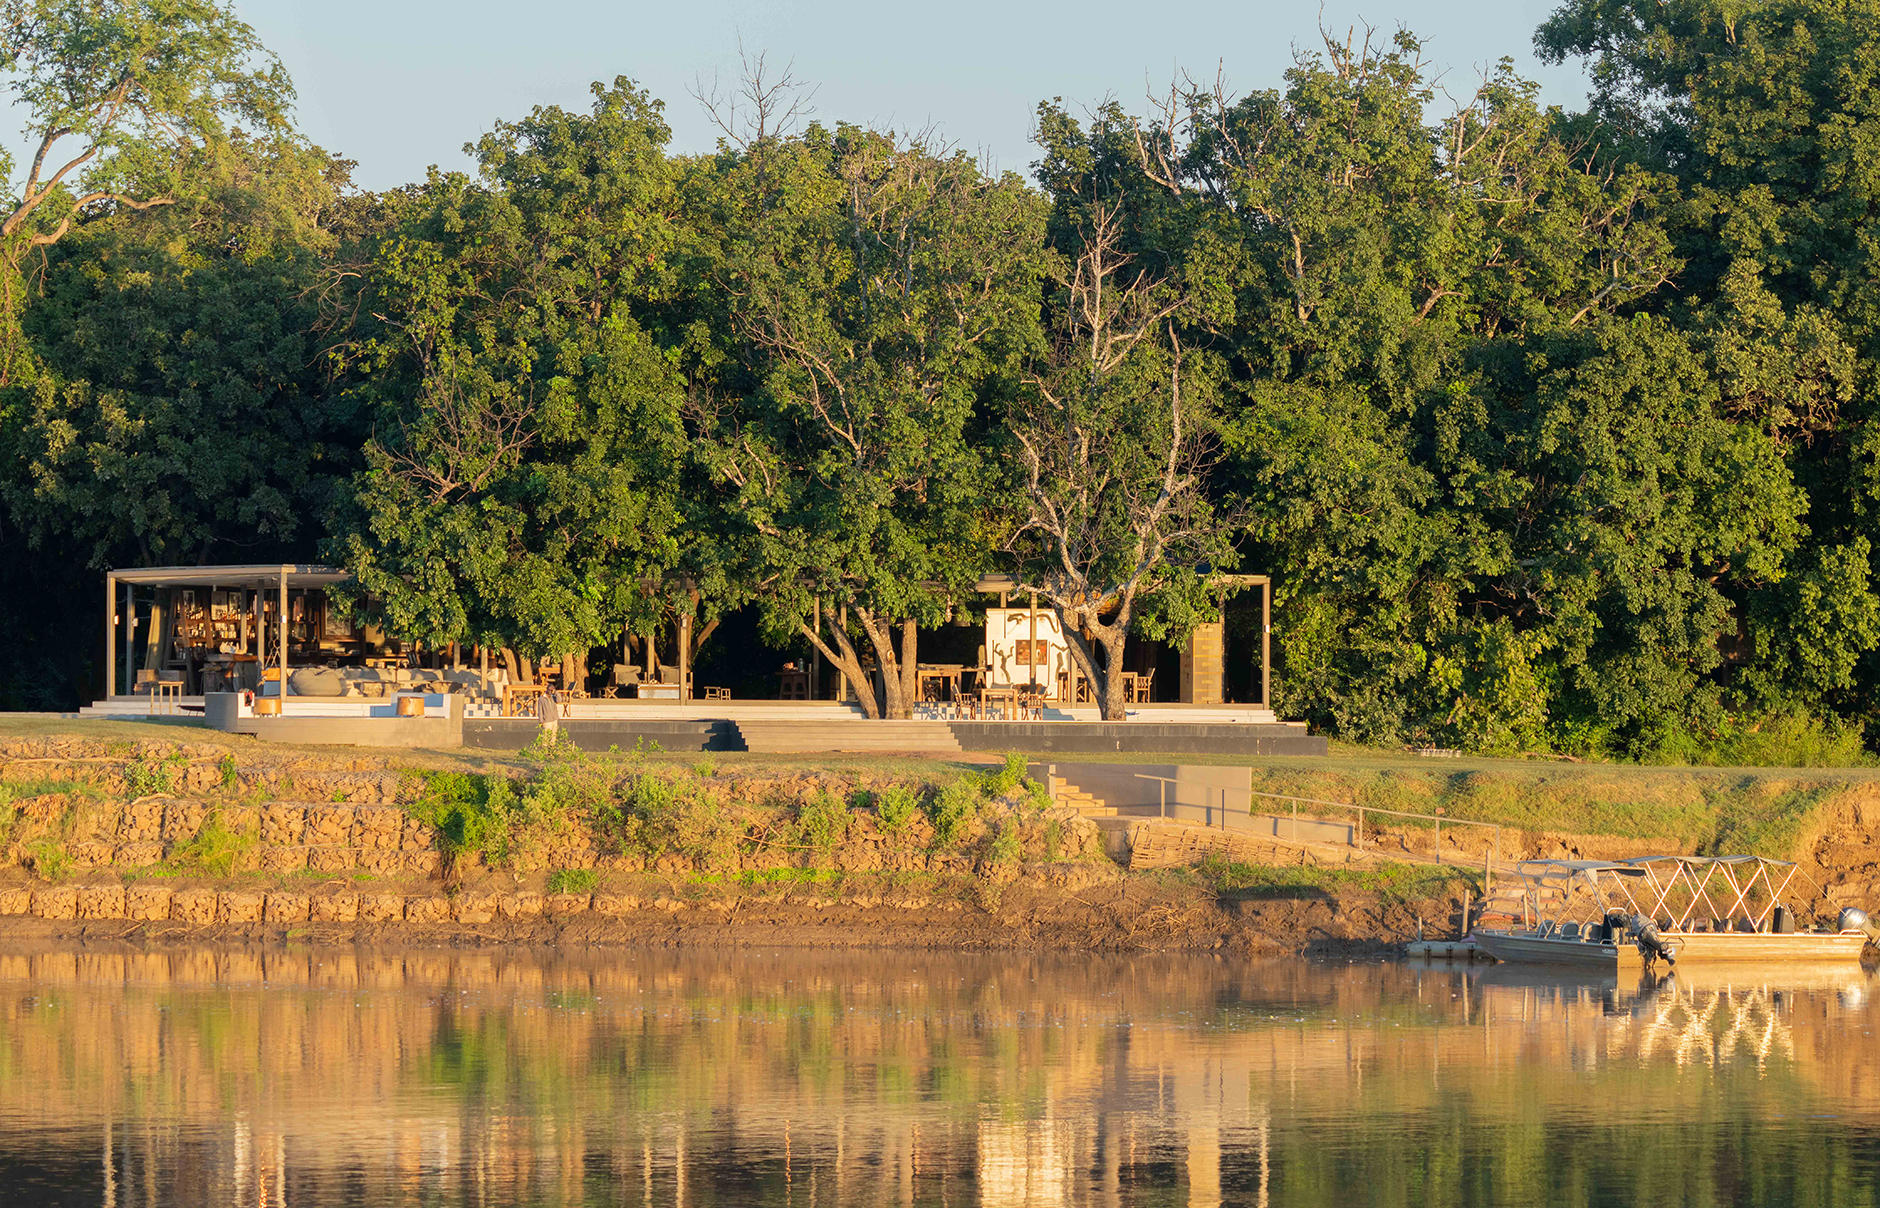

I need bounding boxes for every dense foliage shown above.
[5,2,1880,755]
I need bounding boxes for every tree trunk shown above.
[796,603,912,719]
[864,612,911,719]
[899,619,919,719]
[798,608,879,718]
[1062,615,1130,721]
[500,647,527,684]
[563,651,581,693]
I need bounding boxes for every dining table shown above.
[916,664,967,703]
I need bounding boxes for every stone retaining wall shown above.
[0,881,1023,924]
[5,800,451,877]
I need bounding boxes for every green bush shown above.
[218,755,238,790]
[546,867,599,894]
[981,752,1028,797]
[1044,817,1062,862]
[875,784,918,833]
[410,771,515,866]
[927,777,982,846]
[692,757,718,778]
[793,790,850,850]
[990,817,1022,864]
[1643,710,1872,768]
[611,773,740,866]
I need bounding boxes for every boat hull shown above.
[1473,928,1870,969]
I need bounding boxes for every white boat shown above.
[1471,856,1873,970]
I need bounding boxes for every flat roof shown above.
[108,564,354,588]
[971,572,1269,593]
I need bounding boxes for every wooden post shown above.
[678,612,691,702]
[104,572,116,699]
[812,599,821,700]
[1435,817,1441,865]
[278,568,288,703]
[838,605,849,702]
[123,580,136,697]
[1028,593,1038,698]
[1261,579,1271,709]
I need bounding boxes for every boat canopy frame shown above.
[1623,856,1799,933]
[1508,856,1799,933]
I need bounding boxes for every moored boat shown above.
[1471,856,1873,970]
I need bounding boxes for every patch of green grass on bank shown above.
[1018,748,1880,856]
[1188,855,1474,902]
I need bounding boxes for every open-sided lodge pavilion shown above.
[82,564,1323,756]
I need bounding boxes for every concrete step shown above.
[733,720,963,754]
[1053,779,1116,817]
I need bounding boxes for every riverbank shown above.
[7,717,1880,954]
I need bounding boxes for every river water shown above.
[0,945,1877,1206]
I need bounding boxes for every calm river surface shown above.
[1,945,1878,1206]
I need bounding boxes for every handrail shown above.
[1130,774,1502,887]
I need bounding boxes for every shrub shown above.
[692,758,718,778]
[218,755,238,790]
[875,785,918,833]
[613,773,740,866]
[927,777,982,847]
[990,818,1022,864]
[981,752,1028,797]
[1638,710,1872,768]
[410,771,514,867]
[546,868,600,894]
[1044,818,1062,862]
[793,790,850,850]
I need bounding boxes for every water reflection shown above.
[0,946,1878,1206]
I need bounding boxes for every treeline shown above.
[3,0,1880,757]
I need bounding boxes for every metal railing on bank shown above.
[1132,775,1503,888]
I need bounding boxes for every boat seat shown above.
[1558,922,1580,940]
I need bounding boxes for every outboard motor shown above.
[1839,907,1880,944]
[1629,913,1677,967]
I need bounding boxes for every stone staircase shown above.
[732,720,964,754]
[1052,778,1118,818]
[1046,775,1135,860]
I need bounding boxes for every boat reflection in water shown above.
[1,945,1879,1206]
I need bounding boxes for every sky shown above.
[230,0,1588,191]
